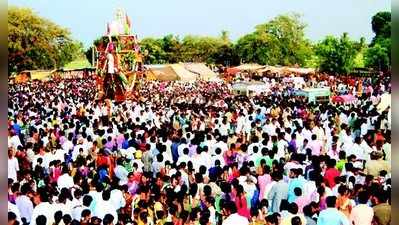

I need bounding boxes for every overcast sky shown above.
[9,0,390,47]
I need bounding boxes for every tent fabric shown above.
[17,70,55,81]
[183,63,217,81]
[146,64,198,82]
[258,66,315,75]
[234,64,265,71]
[285,67,315,74]
[169,64,197,82]
[148,66,179,81]
[257,66,282,74]
[31,70,55,80]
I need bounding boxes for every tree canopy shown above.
[235,13,312,66]
[8,6,83,73]
[365,11,391,71]
[315,33,362,75]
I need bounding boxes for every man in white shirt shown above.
[350,191,373,225]
[213,138,229,155]
[57,166,74,190]
[30,192,55,225]
[15,183,33,224]
[221,201,249,225]
[211,148,225,167]
[8,149,19,183]
[177,139,189,157]
[72,195,92,221]
[114,158,129,185]
[176,148,191,166]
[110,185,126,211]
[93,189,118,224]
[9,133,22,150]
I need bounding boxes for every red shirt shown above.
[324,167,340,188]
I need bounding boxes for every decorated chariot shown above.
[92,9,144,101]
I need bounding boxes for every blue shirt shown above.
[317,208,349,225]
[122,140,129,149]
[12,123,21,136]
[255,113,266,123]
[171,142,179,163]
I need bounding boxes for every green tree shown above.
[315,33,358,74]
[140,38,167,64]
[161,34,183,63]
[371,11,391,41]
[235,13,312,66]
[365,38,391,71]
[366,11,391,71]
[212,43,240,66]
[8,6,82,73]
[180,35,224,63]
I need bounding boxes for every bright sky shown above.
[9,0,390,48]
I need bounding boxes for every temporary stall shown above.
[146,64,197,82]
[15,70,55,83]
[294,87,331,103]
[231,81,270,96]
[283,76,306,89]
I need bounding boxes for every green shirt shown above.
[336,159,346,172]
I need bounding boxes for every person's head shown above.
[54,210,63,224]
[280,199,289,211]
[303,205,313,218]
[8,149,13,159]
[81,209,91,221]
[139,211,148,224]
[338,151,346,160]
[294,187,302,197]
[215,147,221,155]
[183,148,189,155]
[36,215,47,225]
[221,201,237,217]
[8,212,17,225]
[102,189,111,201]
[291,216,302,225]
[82,195,93,207]
[358,191,369,204]
[91,216,102,225]
[327,159,336,168]
[326,196,337,208]
[102,214,114,225]
[372,188,389,205]
[338,185,348,196]
[288,203,299,214]
[311,134,317,140]
[266,214,279,225]
[62,214,72,225]
[205,196,215,208]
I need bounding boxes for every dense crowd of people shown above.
[8,73,391,225]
